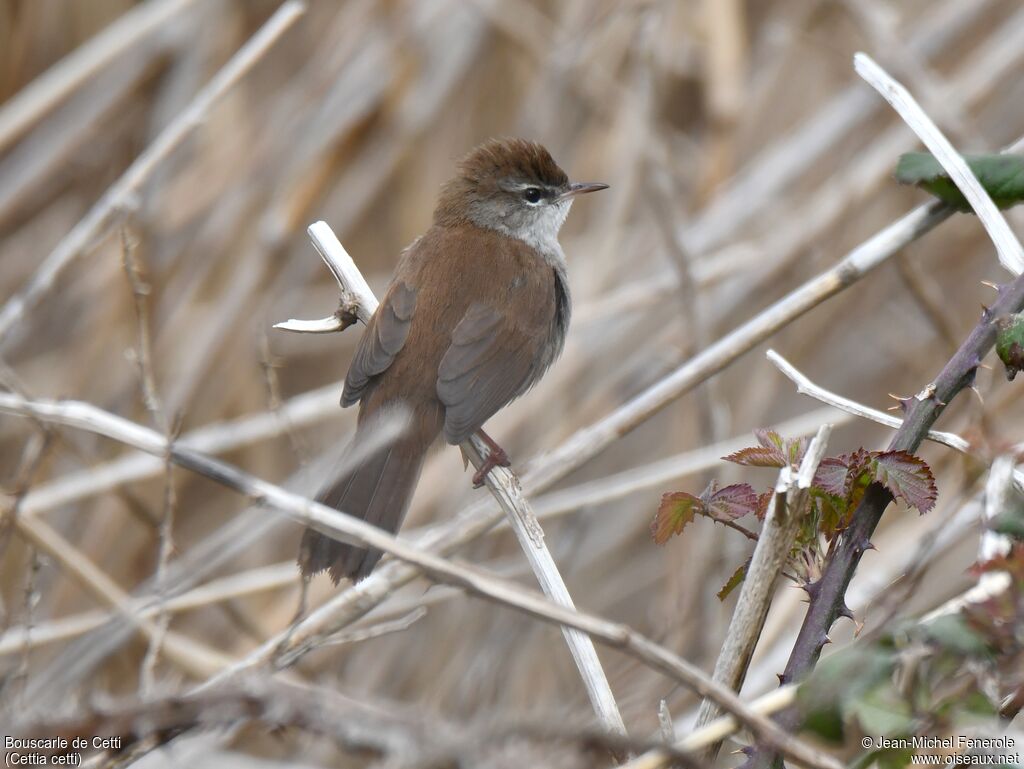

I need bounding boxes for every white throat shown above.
[495,199,572,268]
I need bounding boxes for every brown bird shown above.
[299,138,607,583]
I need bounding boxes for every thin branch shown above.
[0,0,307,344]
[279,221,627,739]
[14,512,232,678]
[854,52,1024,276]
[767,349,969,451]
[768,348,1024,488]
[0,562,298,656]
[0,391,843,769]
[16,383,342,517]
[0,409,839,659]
[620,686,799,769]
[694,425,832,755]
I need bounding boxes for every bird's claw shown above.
[472,446,511,488]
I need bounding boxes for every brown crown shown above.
[457,137,568,188]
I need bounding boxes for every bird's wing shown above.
[436,301,543,445]
[341,280,417,406]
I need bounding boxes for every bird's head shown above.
[434,138,607,251]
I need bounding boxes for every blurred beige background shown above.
[2,0,1024,766]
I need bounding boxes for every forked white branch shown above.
[767,349,1024,489]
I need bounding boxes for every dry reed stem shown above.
[694,425,832,752]
[0,389,843,769]
[0,0,307,343]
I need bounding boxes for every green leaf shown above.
[797,647,896,742]
[651,492,704,545]
[995,312,1024,381]
[717,562,746,601]
[849,684,914,737]
[895,152,1024,212]
[922,614,989,656]
[995,505,1024,540]
[871,451,937,513]
[874,748,917,769]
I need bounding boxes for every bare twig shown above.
[0,409,842,660]
[918,456,1017,623]
[768,349,1024,488]
[16,383,343,517]
[620,686,799,769]
[768,350,969,451]
[0,562,298,656]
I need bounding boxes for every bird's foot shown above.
[472,441,511,488]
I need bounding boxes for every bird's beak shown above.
[557,181,609,201]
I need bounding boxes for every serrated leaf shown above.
[705,483,759,521]
[651,492,704,545]
[723,446,786,467]
[895,152,1024,212]
[871,450,937,513]
[717,563,746,601]
[813,457,851,496]
[788,435,811,465]
[755,428,786,451]
[724,428,809,468]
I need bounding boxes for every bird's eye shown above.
[523,187,542,204]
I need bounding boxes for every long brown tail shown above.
[298,420,431,584]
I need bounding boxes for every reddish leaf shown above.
[755,491,773,521]
[871,450,937,513]
[725,428,810,467]
[813,457,851,496]
[705,483,759,521]
[717,563,747,601]
[969,544,1024,580]
[723,446,787,467]
[652,492,704,544]
[755,428,785,451]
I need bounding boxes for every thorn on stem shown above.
[888,392,912,413]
